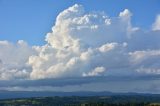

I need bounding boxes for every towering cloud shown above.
[28,4,132,79]
[0,4,160,80]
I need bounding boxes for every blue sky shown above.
[0,1,160,93]
[0,0,160,45]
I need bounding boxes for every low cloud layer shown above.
[0,75,160,93]
[0,4,160,85]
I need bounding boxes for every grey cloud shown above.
[0,75,160,88]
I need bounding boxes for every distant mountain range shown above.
[0,91,159,99]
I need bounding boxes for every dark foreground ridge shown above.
[0,91,160,106]
[0,95,160,106]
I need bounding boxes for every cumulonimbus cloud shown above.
[0,4,160,80]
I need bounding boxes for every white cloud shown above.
[152,15,160,31]
[129,50,160,75]
[0,4,160,81]
[83,67,105,77]
[0,40,37,80]
[99,43,118,53]
[28,4,134,79]
[119,9,132,20]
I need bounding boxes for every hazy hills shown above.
[0,91,160,99]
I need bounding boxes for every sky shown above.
[0,0,160,93]
[0,0,160,45]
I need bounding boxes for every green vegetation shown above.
[0,95,160,106]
